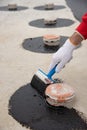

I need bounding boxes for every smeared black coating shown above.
[22,36,68,53]
[34,5,65,11]
[8,83,87,130]
[0,6,28,11]
[29,18,74,28]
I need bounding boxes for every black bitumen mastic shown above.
[22,36,68,53]
[0,6,28,11]
[8,83,87,130]
[29,18,75,28]
[34,5,66,11]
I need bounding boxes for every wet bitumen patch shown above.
[8,83,87,130]
[0,6,28,11]
[34,5,66,11]
[22,36,68,53]
[65,0,87,21]
[29,18,75,28]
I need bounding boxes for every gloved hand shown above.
[49,39,77,73]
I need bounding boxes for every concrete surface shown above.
[0,0,87,130]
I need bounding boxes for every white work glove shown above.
[49,39,77,73]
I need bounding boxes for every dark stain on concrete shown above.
[65,0,87,21]
[8,83,87,130]
[29,18,75,28]
[22,36,68,53]
[34,5,66,11]
[0,6,28,11]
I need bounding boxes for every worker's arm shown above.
[76,13,87,40]
[49,13,87,73]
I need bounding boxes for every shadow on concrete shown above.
[8,83,87,130]
[0,6,28,11]
[29,18,75,28]
[22,36,68,53]
[65,0,87,21]
[34,5,65,11]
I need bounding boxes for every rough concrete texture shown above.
[0,0,87,130]
[8,83,87,130]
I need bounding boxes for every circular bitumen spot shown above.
[34,5,66,11]
[0,6,28,11]
[29,18,75,28]
[22,36,68,53]
[8,83,87,130]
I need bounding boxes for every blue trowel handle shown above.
[47,65,57,79]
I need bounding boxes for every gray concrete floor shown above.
[0,0,87,130]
